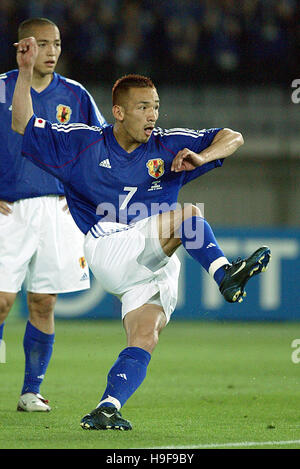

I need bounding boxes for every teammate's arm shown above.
[11,37,37,135]
[171,128,244,172]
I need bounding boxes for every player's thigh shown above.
[84,223,153,295]
[123,303,167,353]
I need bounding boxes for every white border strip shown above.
[149,440,300,449]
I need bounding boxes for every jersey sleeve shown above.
[21,115,103,183]
[81,89,107,128]
[181,127,224,185]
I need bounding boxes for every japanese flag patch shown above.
[34,117,46,128]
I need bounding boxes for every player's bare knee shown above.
[125,321,162,353]
[160,204,202,254]
[27,293,57,318]
[131,328,159,354]
[0,293,14,321]
[124,306,166,353]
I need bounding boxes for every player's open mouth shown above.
[45,61,55,66]
[144,126,154,137]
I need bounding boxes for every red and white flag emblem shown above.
[34,117,46,128]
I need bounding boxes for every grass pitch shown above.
[0,319,300,449]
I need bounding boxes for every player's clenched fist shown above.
[171,148,206,172]
[13,37,38,70]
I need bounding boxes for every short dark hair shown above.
[18,18,58,40]
[112,74,156,106]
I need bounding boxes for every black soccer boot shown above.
[219,246,271,303]
[80,406,132,431]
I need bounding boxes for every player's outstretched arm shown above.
[171,128,244,172]
[12,37,38,135]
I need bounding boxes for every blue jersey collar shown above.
[30,73,59,97]
[106,125,149,161]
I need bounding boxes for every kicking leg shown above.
[158,205,271,303]
[159,204,229,284]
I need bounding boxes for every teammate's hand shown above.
[0,200,13,216]
[171,148,206,172]
[13,37,38,71]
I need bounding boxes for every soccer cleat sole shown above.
[249,253,270,276]
[17,406,51,412]
[230,250,271,303]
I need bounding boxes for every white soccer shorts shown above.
[0,196,90,293]
[84,215,181,323]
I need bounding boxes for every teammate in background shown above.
[12,37,271,429]
[0,19,106,412]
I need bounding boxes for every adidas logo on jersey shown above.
[99,158,111,168]
[80,273,88,281]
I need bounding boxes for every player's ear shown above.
[112,104,125,122]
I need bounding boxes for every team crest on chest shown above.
[56,104,72,124]
[146,158,165,179]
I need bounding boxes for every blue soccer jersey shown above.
[21,117,224,234]
[0,70,106,201]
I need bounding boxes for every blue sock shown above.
[22,321,55,395]
[98,347,151,410]
[180,216,229,286]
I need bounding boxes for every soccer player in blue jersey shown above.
[12,37,270,429]
[0,19,106,412]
